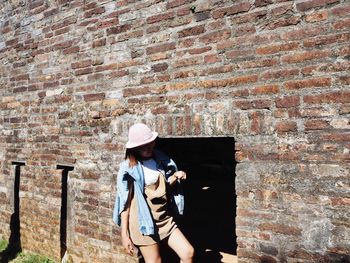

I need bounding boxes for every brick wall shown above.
[0,0,349,262]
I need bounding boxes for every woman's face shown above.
[137,140,155,159]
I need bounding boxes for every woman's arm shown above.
[120,182,134,255]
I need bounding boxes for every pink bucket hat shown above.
[126,123,158,149]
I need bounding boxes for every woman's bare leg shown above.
[139,243,162,263]
[167,228,194,263]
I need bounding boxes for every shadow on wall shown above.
[155,137,237,263]
[0,163,23,263]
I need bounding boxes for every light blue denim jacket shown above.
[112,149,184,235]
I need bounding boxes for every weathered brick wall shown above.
[0,0,349,262]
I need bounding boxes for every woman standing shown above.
[113,123,194,263]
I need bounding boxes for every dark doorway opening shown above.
[0,162,24,263]
[56,165,74,261]
[157,137,237,263]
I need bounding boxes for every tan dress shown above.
[129,173,177,246]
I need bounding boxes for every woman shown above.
[113,123,194,263]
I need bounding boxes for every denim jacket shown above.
[112,149,184,235]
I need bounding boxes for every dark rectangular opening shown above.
[56,165,74,260]
[156,137,237,263]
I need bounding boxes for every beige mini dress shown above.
[129,172,177,246]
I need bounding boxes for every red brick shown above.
[173,70,192,79]
[108,69,129,79]
[251,111,262,134]
[194,11,211,22]
[10,74,29,81]
[256,42,299,55]
[29,0,44,9]
[187,46,211,55]
[271,2,293,16]
[331,197,350,206]
[199,29,231,44]
[275,96,300,108]
[305,10,328,22]
[178,25,205,38]
[240,58,278,69]
[123,86,150,97]
[44,8,59,17]
[173,56,202,68]
[304,119,329,130]
[254,0,272,7]
[75,67,93,76]
[259,222,302,235]
[232,10,268,24]
[177,6,191,16]
[262,68,300,80]
[321,133,350,142]
[147,12,175,24]
[53,40,72,50]
[82,2,97,10]
[202,65,233,75]
[303,33,349,47]
[62,46,79,55]
[5,38,18,47]
[226,49,254,59]
[296,0,339,12]
[43,81,59,89]
[251,85,279,95]
[331,4,350,16]
[288,249,328,261]
[71,60,92,69]
[236,25,256,36]
[166,0,191,9]
[230,89,250,97]
[92,38,106,48]
[204,54,221,63]
[106,24,131,35]
[146,42,176,55]
[198,74,258,88]
[216,40,234,51]
[276,121,298,133]
[281,50,331,63]
[54,26,70,36]
[96,18,119,30]
[84,7,105,18]
[333,18,350,30]
[283,77,331,90]
[166,82,193,92]
[212,3,251,19]
[95,63,118,72]
[178,38,195,48]
[281,26,326,40]
[336,75,350,85]
[304,91,350,104]
[51,16,77,30]
[267,16,301,30]
[152,63,168,72]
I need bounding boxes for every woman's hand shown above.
[173,171,187,180]
[122,233,134,256]
[168,171,187,186]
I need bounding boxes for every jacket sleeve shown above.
[112,162,130,226]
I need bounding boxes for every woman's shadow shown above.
[0,213,22,263]
[0,164,22,263]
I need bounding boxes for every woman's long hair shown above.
[125,147,142,167]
